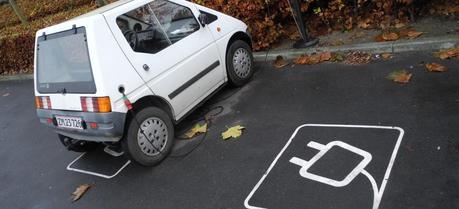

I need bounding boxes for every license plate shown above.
[56,116,83,130]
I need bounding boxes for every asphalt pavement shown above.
[0,51,458,209]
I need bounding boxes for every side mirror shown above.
[198,13,209,27]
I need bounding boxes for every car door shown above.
[104,0,224,119]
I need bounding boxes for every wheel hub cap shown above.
[137,117,168,156]
[232,48,252,78]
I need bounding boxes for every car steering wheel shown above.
[123,30,138,49]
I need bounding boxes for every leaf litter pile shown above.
[343,51,372,65]
[289,51,373,66]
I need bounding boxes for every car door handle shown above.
[143,64,150,71]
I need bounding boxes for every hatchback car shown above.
[34,0,253,166]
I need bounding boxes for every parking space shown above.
[245,124,404,209]
[1,51,458,209]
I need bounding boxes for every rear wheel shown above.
[122,107,174,166]
[226,40,254,86]
[58,134,99,152]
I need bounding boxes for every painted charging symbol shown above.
[289,141,382,209]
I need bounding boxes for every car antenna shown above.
[42,32,47,41]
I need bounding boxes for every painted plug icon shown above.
[289,141,372,187]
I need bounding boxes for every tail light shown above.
[35,96,52,109]
[80,97,111,113]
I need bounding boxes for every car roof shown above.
[71,0,134,20]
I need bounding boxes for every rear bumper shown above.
[36,109,126,142]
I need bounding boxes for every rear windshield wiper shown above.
[57,88,67,94]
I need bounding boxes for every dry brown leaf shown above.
[72,184,91,202]
[407,31,423,39]
[357,18,372,29]
[374,34,385,42]
[426,63,447,72]
[397,0,414,4]
[434,46,459,59]
[319,51,332,62]
[383,32,399,41]
[273,55,289,69]
[295,52,331,65]
[398,28,424,39]
[387,70,412,84]
[375,32,399,42]
[381,53,393,60]
[395,22,406,29]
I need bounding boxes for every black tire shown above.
[226,40,254,86]
[58,134,99,152]
[122,107,175,167]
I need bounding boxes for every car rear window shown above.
[36,27,96,94]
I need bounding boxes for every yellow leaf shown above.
[71,184,91,202]
[221,125,245,140]
[184,123,207,139]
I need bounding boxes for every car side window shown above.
[149,0,200,44]
[116,0,200,54]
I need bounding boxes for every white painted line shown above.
[244,124,405,209]
[66,152,131,179]
[289,140,373,187]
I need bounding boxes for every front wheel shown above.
[226,40,254,86]
[122,107,174,166]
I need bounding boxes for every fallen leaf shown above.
[330,53,345,62]
[357,18,372,29]
[184,123,208,138]
[434,46,459,59]
[71,184,91,202]
[2,93,10,97]
[425,63,447,72]
[295,52,331,65]
[395,22,406,28]
[399,28,423,39]
[344,51,372,65]
[375,32,399,42]
[221,125,245,140]
[273,55,289,69]
[387,70,412,84]
[331,40,345,46]
[320,51,332,61]
[381,53,393,60]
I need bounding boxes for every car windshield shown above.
[36,27,96,94]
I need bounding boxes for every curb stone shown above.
[253,35,459,62]
[0,74,33,82]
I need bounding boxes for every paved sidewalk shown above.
[254,17,459,62]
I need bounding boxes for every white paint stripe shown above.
[244,124,405,209]
[362,169,379,209]
[66,152,131,179]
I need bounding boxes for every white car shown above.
[34,0,253,166]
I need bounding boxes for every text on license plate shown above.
[56,116,83,130]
